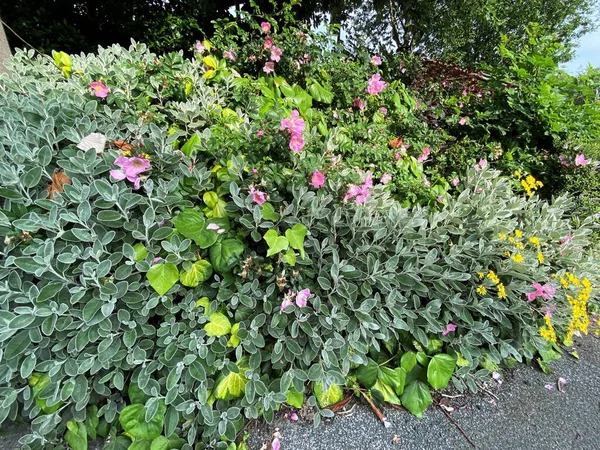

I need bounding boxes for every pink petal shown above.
[110,169,126,181]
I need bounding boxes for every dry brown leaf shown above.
[388,137,403,149]
[329,394,353,412]
[112,140,135,152]
[47,170,71,199]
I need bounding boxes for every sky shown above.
[559,30,600,74]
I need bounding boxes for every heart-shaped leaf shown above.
[119,401,166,440]
[285,223,307,258]
[427,354,456,389]
[400,380,432,419]
[172,209,217,248]
[204,312,232,336]
[180,260,213,287]
[264,229,289,257]
[146,263,179,296]
[209,239,244,273]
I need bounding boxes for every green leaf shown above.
[5,331,30,360]
[23,167,43,188]
[355,358,379,389]
[285,224,307,259]
[172,209,216,249]
[129,440,152,450]
[180,133,200,156]
[400,380,433,419]
[180,260,213,287]
[85,406,99,440]
[119,402,166,440]
[285,387,304,408]
[401,352,417,373]
[427,354,456,390]
[203,191,219,208]
[261,203,280,221]
[133,243,148,262]
[283,249,297,266]
[379,367,407,396]
[13,257,44,274]
[227,323,241,348]
[209,239,244,273]
[65,421,88,450]
[150,436,170,450]
[264,229,289,257]
[313,382,343,408]
[416,351,430,367]
[214,359,249,400]
[204,312,232,336]
[146,263,179,296]
[128,383,150,405]
[103,436,131,450]
[372,379,401,405]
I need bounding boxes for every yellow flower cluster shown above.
[512,253,524,263]
[539,315,557,343]
[499,231,545,266]
[476,270,506,299]
[564,276,592,344]
[514,171,543,197]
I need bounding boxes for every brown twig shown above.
[360,391,391,428]
[436,403,477,448]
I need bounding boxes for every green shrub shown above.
[0,31,598,450]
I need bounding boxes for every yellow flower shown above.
[476,285,487,295]
[504,251,511,257]
[514,230,523,238]
[529,237,540,247]
[478,272,485,279]
[515,242,525,250]
[511,253,524,263]
[566,272,580,287]
[497,283,507,299]
[540,316,557,343]
[560,277,569,289]
[514,170,522,178]
[487,271,500,284]
[582,278,591,290]
[498,233,507,240]
[508,236,516,244]
[537,252,544,264]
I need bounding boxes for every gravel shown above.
[2,338,599,450]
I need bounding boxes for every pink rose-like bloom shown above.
[195,42,206,53]
[290,413,299,421]
[370,55,382,65]
[543,303,557,318]
[475,159,487,171]
[249,187,267,205]
[395,152,403,161]
[224,50,236,61]
[452,177,460,186]
[152,257,162,265]
[264,36,273,49]
[271,438,281,450]
[289,134,305,153]
[417,147,431,163]
[270,46,283,62]
[353,97,366,111]
[367,73,386,95]
[575,153,590,166]
[379,107,388,116]
[296,288,311,307]
[311,170,325,188]
[110,156,150,190]
[526,282,556,302]
[423,177,431,187]
[206,223,220,231]
[437,195,444,203]
[459,117,468,125]
[257,130,264,137]
[280,110,305,135]
[558,154,570,167]
[344,171,374,205]
[442,323,457,336]
[381,173,392,185]
[263,62,275,74]
[261,21,271,33]
[89,81,109,98]
[252,168,259,175]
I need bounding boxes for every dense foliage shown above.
[0,14,599,450]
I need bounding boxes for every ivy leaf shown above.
[209,239,244,273]
[379,367,407,396]
[146,263,179,296]
[103,436,131,450]
[285,223,307,258]
[128,440,152,450]
[204,312,232,336]
[285,387,304,408]
[119,402,166,440]
[261,202,280,221]
[128,383,150,405]
[372,379,401,405]
[172,209,217,249]
[65,421,87,450]
[180,132,200,156]
[313,381,343,408]
[214,358,249,400]
[264,229,289,257]
[355,358,379,389]
[150,436,170,450]
[427,354,456,389]
[401,351,417,373]
[203,191,227,218]
[400,380,432,419]
[133,243,148,262]
[180,260,213,287]
[283,249,297,266]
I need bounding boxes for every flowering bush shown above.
[0,19,599,450]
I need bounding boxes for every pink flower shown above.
[264,36,273,49]
[526,283,556,302]
[437,195,444,203]
[224,50,236,61]
[261,21,271,33]
[379,107,388,116]
[270,46,283,62]
[380,173,392,185]
[252,168,259,175]
[296,288,311,307]
[558,155,570,167]
[257,130,264,137]
[280,110,305,135]
[526,283,543,302]
[249,187,267,205]
[289,134,305,153]
[311,170,325,188]
[206,223,220,230]
[423,177,431,187]
[344,171,373,205]
[271,438,281,450]
[110,156,150,190]
[153,257,162,264]
[370,55,382,65]
[544,384,553,391]
[417,147,431,163]
[475,159,487,171]
[89,81,109,98]
[367,73,386,95]
[442,323,457,336]
[462,88,468,96]
[459,117,467,125]
[543,303,556,318]
[353,97,366,111]
[575,153,590,166]
[452,177,460,186]
[217,229,226,234]
[290,413,299,421]
[195,42,206,53]
[263,62,275,74]
[395,152,403,161]
[560,233,573,246]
